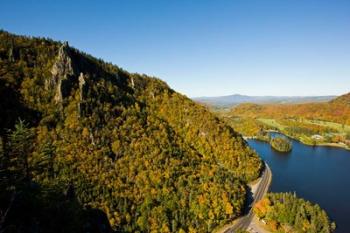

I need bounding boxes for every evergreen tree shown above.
[7,120,34,182]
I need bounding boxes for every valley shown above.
[1,1,349,231]
[0,29,338,233]
[213,94,350,151]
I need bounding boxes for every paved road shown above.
[224,163,272,233]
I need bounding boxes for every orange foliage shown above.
[254,197,270,218]
[232,94,350,125]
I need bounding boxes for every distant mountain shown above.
[193,94,336,107]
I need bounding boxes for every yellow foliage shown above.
[189,226,197,233]
[225,202,233,215]
[82,127,89,138]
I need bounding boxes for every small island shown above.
[270,136,292,152]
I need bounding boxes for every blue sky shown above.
[1,0,349,97]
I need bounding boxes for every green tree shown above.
[33,139,56,179]
[7,120,35,182]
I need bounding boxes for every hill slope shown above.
[0,30,262,232]
[330,92,350,106]
[231,93,350,125]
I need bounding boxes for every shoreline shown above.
[282,133,350,151]
[243,133,350,151]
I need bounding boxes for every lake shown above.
[248,136,350,233]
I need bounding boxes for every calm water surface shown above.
[248,136,350,233]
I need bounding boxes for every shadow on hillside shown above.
[0,79,41,135]
[0,181,114,233]
[242,162,266,215]
[243,187,254,215]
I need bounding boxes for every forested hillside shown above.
[231,94,350,125]
[330,92,350,106]
[0,30,262,232]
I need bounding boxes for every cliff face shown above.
[48,42,76,103]
[44,42,91,116]
[0,31,262,233]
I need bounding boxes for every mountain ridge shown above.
[330,92,350,105]
[193,94,336,107]
[0,30,261,232]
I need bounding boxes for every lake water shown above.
[248,136,350,233]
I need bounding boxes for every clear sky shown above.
[1,0,349,97]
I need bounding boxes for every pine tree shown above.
[7,120,35,182]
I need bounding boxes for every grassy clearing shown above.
[304,119,350,133]
[257,118,285,130]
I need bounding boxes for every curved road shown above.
[224,163,272,233]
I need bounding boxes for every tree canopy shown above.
[0,30,262,232]
[254,192,335,233]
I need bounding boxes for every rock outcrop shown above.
[78,72,88,101]
[78,72,88,117]
[46,42,77,103]
[46,42,93,117]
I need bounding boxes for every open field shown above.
[305,119,350,133]
[257,118,285,130]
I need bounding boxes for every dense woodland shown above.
[0,31,262,232]
[254,192,335,233]
[219,116,269,137]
